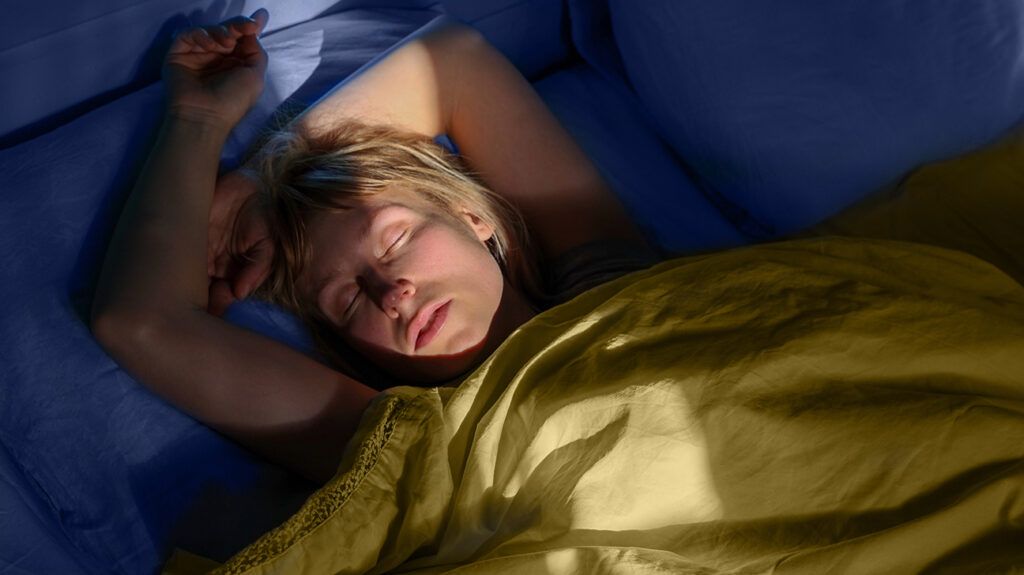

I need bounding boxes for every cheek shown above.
[473,261,504,315]
[452,249,505,343]
[414,228,502,293]
[448,229,501,279]
[411,229,503,349]
[341,312,392,350]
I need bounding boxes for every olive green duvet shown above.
[198,235,1024,574]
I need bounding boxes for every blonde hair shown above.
[250,120,541,384]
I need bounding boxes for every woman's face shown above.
[298,194,526,383]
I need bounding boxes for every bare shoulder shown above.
[291,17,648,261]
[440,25,648,261]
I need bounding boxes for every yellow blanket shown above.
[196,236,1024,574]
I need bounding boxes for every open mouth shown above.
[414,300,450,351]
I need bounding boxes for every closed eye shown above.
[319,281,359,325]
[343,286,361,319]
[383,228,409,257]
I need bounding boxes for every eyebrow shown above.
[308,203,402,297]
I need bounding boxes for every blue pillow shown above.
[607,0,1024,235]
[534,63,747,253]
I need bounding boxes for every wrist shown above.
[165,106,235,140]
[157,112,231,168]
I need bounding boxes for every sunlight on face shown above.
[298,194,523,383]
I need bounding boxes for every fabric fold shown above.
[212,237,1024,574]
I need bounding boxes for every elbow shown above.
[89,306,127,351]
[442,20,484,42]
[428,20,486,53]
[91,294,129,348]
[90,303,165,358]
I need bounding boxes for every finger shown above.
[221,15,259,38]
[232,242,273,300]
[208,278,236,316]
[170,26,194,45]
[191,28,221,52]
[233,260,271,301]
[207,25,235,51]
[170,27,207,52]
[251,8,270,34]
[237,33,268,76]
[207,248,217,277]
[212,250,232,279]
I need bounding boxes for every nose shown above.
[375,277,416,319]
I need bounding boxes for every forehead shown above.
[308,200,379,242]
[306,193,427,240]
[299,196,432,291]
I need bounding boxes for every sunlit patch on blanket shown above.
[211,237,1024,574]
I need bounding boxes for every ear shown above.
[459,209,495,243]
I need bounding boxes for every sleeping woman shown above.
[90,10,658,484]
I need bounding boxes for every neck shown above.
[472,278,537,364]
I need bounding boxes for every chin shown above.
[358,309,498,385]
[380,336,488,384]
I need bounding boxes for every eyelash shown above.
[340,228,409,320]
[343,287,360,317]
[384,228,408,256]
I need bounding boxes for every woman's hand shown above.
[207,169,273,316]
[163,9,270,130]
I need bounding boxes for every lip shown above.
[408,300,451,352]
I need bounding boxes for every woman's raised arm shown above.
[292,20,648,260]
[91,11,377,484]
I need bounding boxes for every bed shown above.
[2,1,1023,573]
